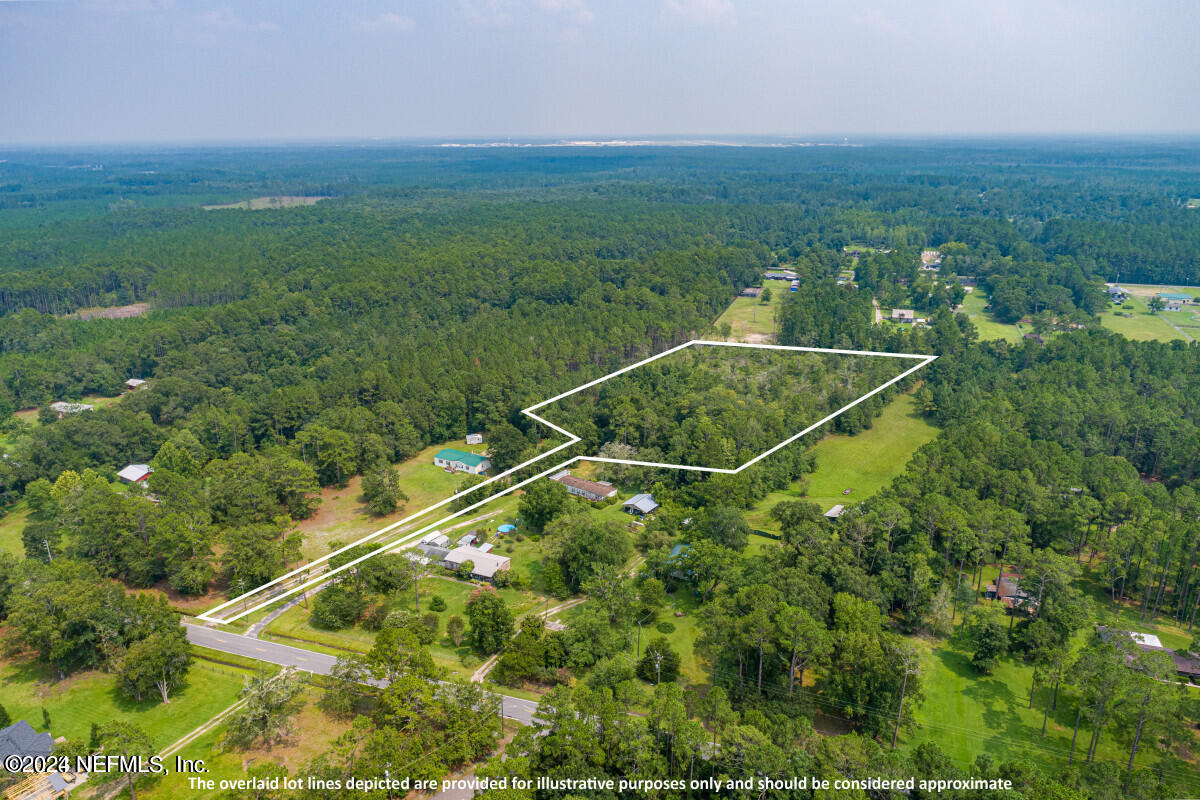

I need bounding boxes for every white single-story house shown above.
[125,378,147,390]
[117,464,153,484]
[434,448,491,475]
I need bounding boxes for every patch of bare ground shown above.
[68,303,150,320]
[202,196,329,210]
[742,332,776,344]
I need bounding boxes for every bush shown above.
[655,621,676,634]
[420,613,440,644]
[361,603,388,631]
[429,596,447,612]
[514,533,525,542]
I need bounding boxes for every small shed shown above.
[823,504,845,521]
[466,433,484,445]
[622,493,659,516]
[125,378,147,390]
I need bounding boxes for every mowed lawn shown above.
[1099,294,1187,343]
[0,503,28,557]
[296,440,487,558]
[0,655,254,751]
[746,393,938,531]
[908,634,1186,775]
[713,282,790,340]
[956,290,1022,342]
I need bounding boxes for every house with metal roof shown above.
[443,547,511,581]
[116,464,152,484]
[823,504,845,521]
[622,493,659,516]
[433,448,491,475]
[550,470,618,501]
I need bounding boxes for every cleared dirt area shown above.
[68,302,150,320]
[202,195,329,210]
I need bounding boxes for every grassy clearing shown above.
[648,590,706,684]
[1077,563,1196,651]
[745,393,938,532]
[713,283,790,341]
[136,689,348,800]
[0,502,28,557]
[956,290,1023,342]
[0,654,255,750]
[1099,294,1186,342]
[908,636,1153,773]
[296,440,489,559]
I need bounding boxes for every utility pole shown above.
[892,650,919,750]
[42,538,53,562]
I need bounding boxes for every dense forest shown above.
[1,142,1200,799]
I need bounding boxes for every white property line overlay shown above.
[199,340,935,623]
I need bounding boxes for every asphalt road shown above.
[185,623,540,725]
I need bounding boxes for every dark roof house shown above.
[0,720,53,759]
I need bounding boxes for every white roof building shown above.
[1131,632,1164,649]
[117,464,153,484]
[125,378,147,390]
[444,547,511,580]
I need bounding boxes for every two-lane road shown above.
[185,623,540,725]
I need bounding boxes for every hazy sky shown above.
[1,0,1198,144]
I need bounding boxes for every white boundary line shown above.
[198,341,934,623]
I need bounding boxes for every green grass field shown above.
[956,290,1023,342]
[907,636,1163,774]
[136,689,348,800]
[0,654,255,751]
[1099,294,1187,342]
[713,283,790,340]
[746,393,938,531]
[296,440,492,558]
[0,502,28,557]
